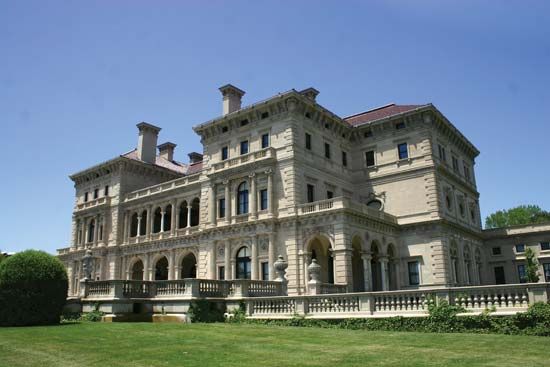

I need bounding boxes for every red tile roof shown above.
[344,103,427,126]
[122,149,203,175]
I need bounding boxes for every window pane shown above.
[261,262,269,280]
[365,151,375,167]
[305,133,311,150]
[221,146,228,160]
[324,143,331,159]
[408,261,419,285]
[307,184,315,203]
[260,189,268,210]
[219,198,226,218]
[544,263,550,282]
[240,141,249,155]
[342,151,347,166]
[398,143,408,160]
[261,133,269,148]
[518,265,526,283]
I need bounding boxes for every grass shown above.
[0,322,549,367]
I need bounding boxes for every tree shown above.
[525,247,540,283]
[485,205,550,229]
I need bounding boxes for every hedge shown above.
[0,250,68,326]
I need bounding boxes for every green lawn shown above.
[0,322,549,367]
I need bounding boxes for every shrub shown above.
[188,300,225,323]
[0,250,68,326]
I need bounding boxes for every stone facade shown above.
[58,84,549,297]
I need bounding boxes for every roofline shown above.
[349,104,432,128]
[342,103,397,120]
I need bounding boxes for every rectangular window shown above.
[84,192,88,202]
[261,133,270,149]
[408,261,420,285]
[218,198,226,218]
[452,156,459,173]
[307,184,315,203]
[492,247,502,256]
[240,140,249,155]
[221,146,228,160]
[218,266,225,280]
[515,244,526,253]
[541,242,550,251]
[397,143,408,160]
[305,133,312,150]
[326,191,334,199]
[438,144,446,162]
[260,189,268,211]
[365,150,375,167]
[544,263,550,282]
[93,189,99,199]
[261,262,269,281]
[342,151,347,167]
[518,264,527,283]
[395,121,406,130]
[324,143,331,159]
[463,163,471,181]
[104,185,109,196]
[494,266,506,284]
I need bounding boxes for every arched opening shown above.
[154,257,169,280]
[307,235,334,284]
[139,210,147,236]
[163,204,172,232]
[371,242,383,291]
[450,241,459,285]
[130,213,138,237]
[87,219,95,243]
[179,201,188,229]
[190,198,200,226]
[351,236,365,292]
[237,182,249,215]
[236,247,251,279]
[387,244,398,290]
[153,207,162,233]
[131,260,144,280]
[180,253,197,279]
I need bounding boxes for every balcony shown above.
[297,197,398,225]
[75,196,110,212]
[210,147,275,174]
[124,173,201,202]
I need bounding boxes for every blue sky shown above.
[1,1,549,254]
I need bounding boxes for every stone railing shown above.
[319,283,348,294]
[124,173,201,202]
[81,278,285,300]
[296,197,398,224]
[245,283,550,319]
[75,196,110,212]
[211,147,275,173]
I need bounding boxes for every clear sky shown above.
[1,0,549,254]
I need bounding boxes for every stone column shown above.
[168,250,176,280]
[333,248,352,286]
[380,257,389,291]
[146,205,152,239]
[187,204,192,228]
[170,199,177,235]
[361,253,373,291]
[137,215,142,238]
[210,242,217,279]
[268,233,276,280]
[224,180,231,223]
[123,211,129,243]
[93,214,99,246]
[160,209,166,232]
[100,216,107,246]
[231,259,236,280]
[249,173,257,219]
[231,182,237,224]
[71,217,78,249]
[209,184,216,226]
[175,200,181,232]
[303,252,312,291]
[266,169,274,217]
[251,236,259,280]
[80,220,86,248]
[224,241,231,280]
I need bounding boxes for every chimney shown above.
[188,152,203,164]
[299,87,319,102]
[158,142,176,162]
[136,122,161,164]
[219,84,245,115]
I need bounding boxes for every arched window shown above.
[191,198,200,226]
[237,182,249,215]
[139,210,147,236]
[153,207,162,233]
[163,204,172,232]
[180,253,197,279]
[130,214,138,237]
[155,257,169,280]
[179,201,188,229]
[87,219,95,243]
[236,246,251,279]
[131,260,144,280]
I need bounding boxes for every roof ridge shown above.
[343,103,396,120]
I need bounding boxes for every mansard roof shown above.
[344,103,428,126]
[122,149,187,174]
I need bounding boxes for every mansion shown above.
[58,84,550,298]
